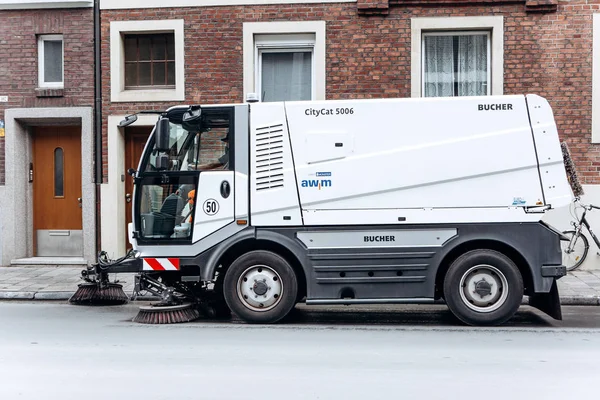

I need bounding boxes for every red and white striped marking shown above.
[142,258,180,271]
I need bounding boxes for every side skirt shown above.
[306,298,440,305]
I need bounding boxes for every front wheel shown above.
[223,250,298,324]
[443,249,523,326]
[561,230,589,271]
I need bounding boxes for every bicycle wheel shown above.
[561,230,589,271]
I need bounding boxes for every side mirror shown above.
[182,105,202,132]
[155,118,170,152]
[119,114,138,127]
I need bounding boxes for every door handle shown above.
[220,181,230,199]
[126,193,132,203]
[77,197,82,208]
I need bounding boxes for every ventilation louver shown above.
[255,124,285,191]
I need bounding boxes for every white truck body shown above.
[249,94,572,227]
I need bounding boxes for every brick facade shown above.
[0,8,95,184]
[101,1,600,184]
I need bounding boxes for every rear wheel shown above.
[561,230,588,271]
[443,249,523,326]
[223,250,298,324]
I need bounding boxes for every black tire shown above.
[443,249,524,326]
[561,230,589,271]
[223,250,298,324]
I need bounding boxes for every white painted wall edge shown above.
[101,114,157,259]
[101,0,355,10]
[0,186,4,266]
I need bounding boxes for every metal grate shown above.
[255,123,285,191]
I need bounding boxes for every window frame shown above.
[110,19,185,102]
[255,34,315,102]
[421,30,492,97]
[38,34,64,89]
[123,32,176,90]
[411,16,503,98]
[243,21,326,102]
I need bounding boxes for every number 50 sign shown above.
[203,199,219,215]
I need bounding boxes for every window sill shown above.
[111,88,184,103]
[36,88,64,98]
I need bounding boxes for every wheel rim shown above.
[561,232,586,270]
[458,264,509,313]
[236,264,283,312]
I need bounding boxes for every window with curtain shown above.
[422,32,490,97]
[258,49,313,102]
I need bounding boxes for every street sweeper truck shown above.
[71,94,578,326]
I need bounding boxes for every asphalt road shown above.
[0,302,599,400]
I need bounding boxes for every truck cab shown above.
[128,104,250,253]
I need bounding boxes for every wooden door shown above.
[32,126,82,256]
[125,127,152,250]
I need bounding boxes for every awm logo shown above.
[301,179,332,189]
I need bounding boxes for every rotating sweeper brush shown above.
[561,141,584,197]
[133,303,200,324]
[68,250,132,306]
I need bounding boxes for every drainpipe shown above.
[94,0,102,255]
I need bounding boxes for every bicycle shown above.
[561,197,600,270]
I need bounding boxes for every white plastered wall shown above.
[543,185,600,270]
[1,107,95,267]
[100,115,156,259]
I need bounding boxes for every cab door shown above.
[191,171,235,241]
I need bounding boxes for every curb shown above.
[0,291,599,305]
[0,291,161,302]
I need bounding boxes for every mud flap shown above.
[528,279,562,320]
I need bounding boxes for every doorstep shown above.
[10,257,89,267]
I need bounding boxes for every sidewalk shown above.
[0,266,599,304]
[0,267,137,300]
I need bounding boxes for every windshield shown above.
[141,108,232,173]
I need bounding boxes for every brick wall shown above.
[101,1,600,184]
[0,8,95,184]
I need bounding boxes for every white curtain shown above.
[423,34,488,97]
[423,36,454,97]
[260,51,312,102]
[457,35,488,96]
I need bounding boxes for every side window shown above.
[183,112,233,172]
[197,127,230,170]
